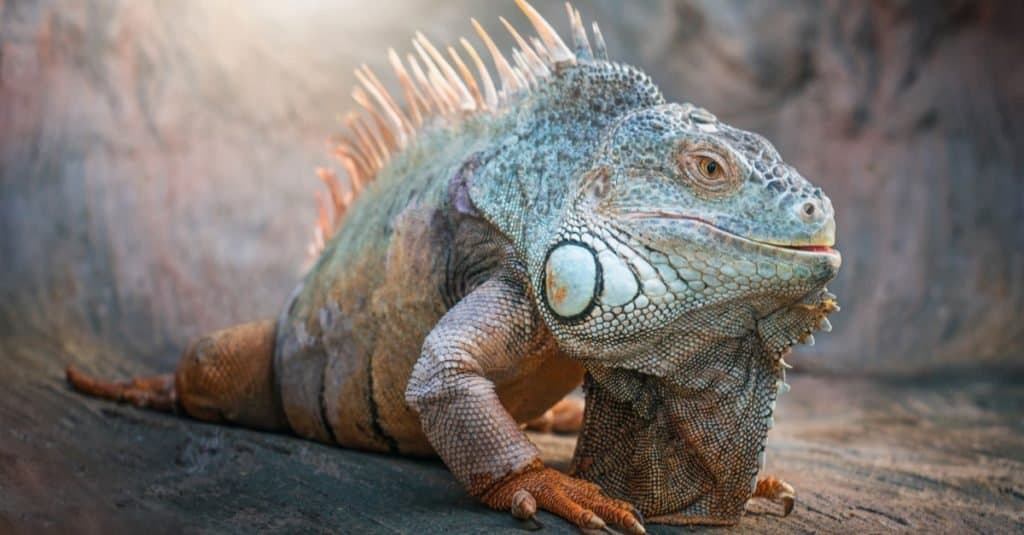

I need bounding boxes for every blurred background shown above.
[1,1,1022,533]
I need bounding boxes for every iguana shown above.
[66,1,841,531]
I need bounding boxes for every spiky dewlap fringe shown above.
[307,0,610,258]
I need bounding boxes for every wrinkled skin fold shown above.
[571,288,838,523]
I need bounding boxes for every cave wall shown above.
[1,0,1021,374]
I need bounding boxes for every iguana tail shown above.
[66,366,178,411]
[66,320,289,431]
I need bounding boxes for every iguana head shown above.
[539,102,840,366]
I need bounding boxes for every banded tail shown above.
[66,320,289,431]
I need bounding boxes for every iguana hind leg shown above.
[523,396,584,434]
[67,319,288,431]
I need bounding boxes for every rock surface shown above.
[2,325,1022,533]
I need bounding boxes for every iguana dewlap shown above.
[67,2,841,531]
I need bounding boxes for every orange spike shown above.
[413,39,459,112]
[530,36,552,66]
[316,167,347,221]
[407,53,444,114]
[416,32,475,110]
[389,49,426,126]
[334,148,366,193]
[347,103,391,165]
[335,137,372,187]
[344,118,378,171]
[460,37,498,110]
[314,190,332,239]
[515,0,575,64]
[357,65,413,140]
[353,88,399,154]
[472,18,523,95]
[512,49,537,87]
[500,16,549,77]
[448,45,484,109]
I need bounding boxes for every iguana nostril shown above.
[800,201,819,221]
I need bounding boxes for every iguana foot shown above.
[482,460,645,534]
[66,367,177,411]
[752,476,796,516]
[524,396,585,433]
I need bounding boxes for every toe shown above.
[754,476,797,517]
[538,491,604,530]
[566,486,644,534]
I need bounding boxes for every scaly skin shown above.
[67,2,841,531]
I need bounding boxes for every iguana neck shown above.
[570,335,784,524]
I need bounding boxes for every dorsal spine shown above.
[308,1,604,257]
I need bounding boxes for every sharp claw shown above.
[781,494,795,516]
[519,515,543,531]
[627,507,646,534]
[584,513,606,530]
[629,506,644,526]
[578,527,622,535]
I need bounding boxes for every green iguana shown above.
[67,1,841,531]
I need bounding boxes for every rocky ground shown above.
[1,325,1021,534]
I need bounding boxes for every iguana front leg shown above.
[406,272,644,534]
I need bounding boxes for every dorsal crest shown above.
[309,1,611,257]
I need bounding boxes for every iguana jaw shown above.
[622,210,839,259]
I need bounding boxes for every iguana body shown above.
[67,2,841,531]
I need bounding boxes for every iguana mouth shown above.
[623,211,837,255]
[773,244,836,253]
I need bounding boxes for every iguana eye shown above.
[676,149,742,199]
[698,156,721,179]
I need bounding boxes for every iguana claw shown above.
[781,494,795,516]
[579,526,623,535]
[517,516,543,531]
[511,489,544,530]
[753,476,797,516]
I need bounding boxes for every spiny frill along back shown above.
[307,0,608,258]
